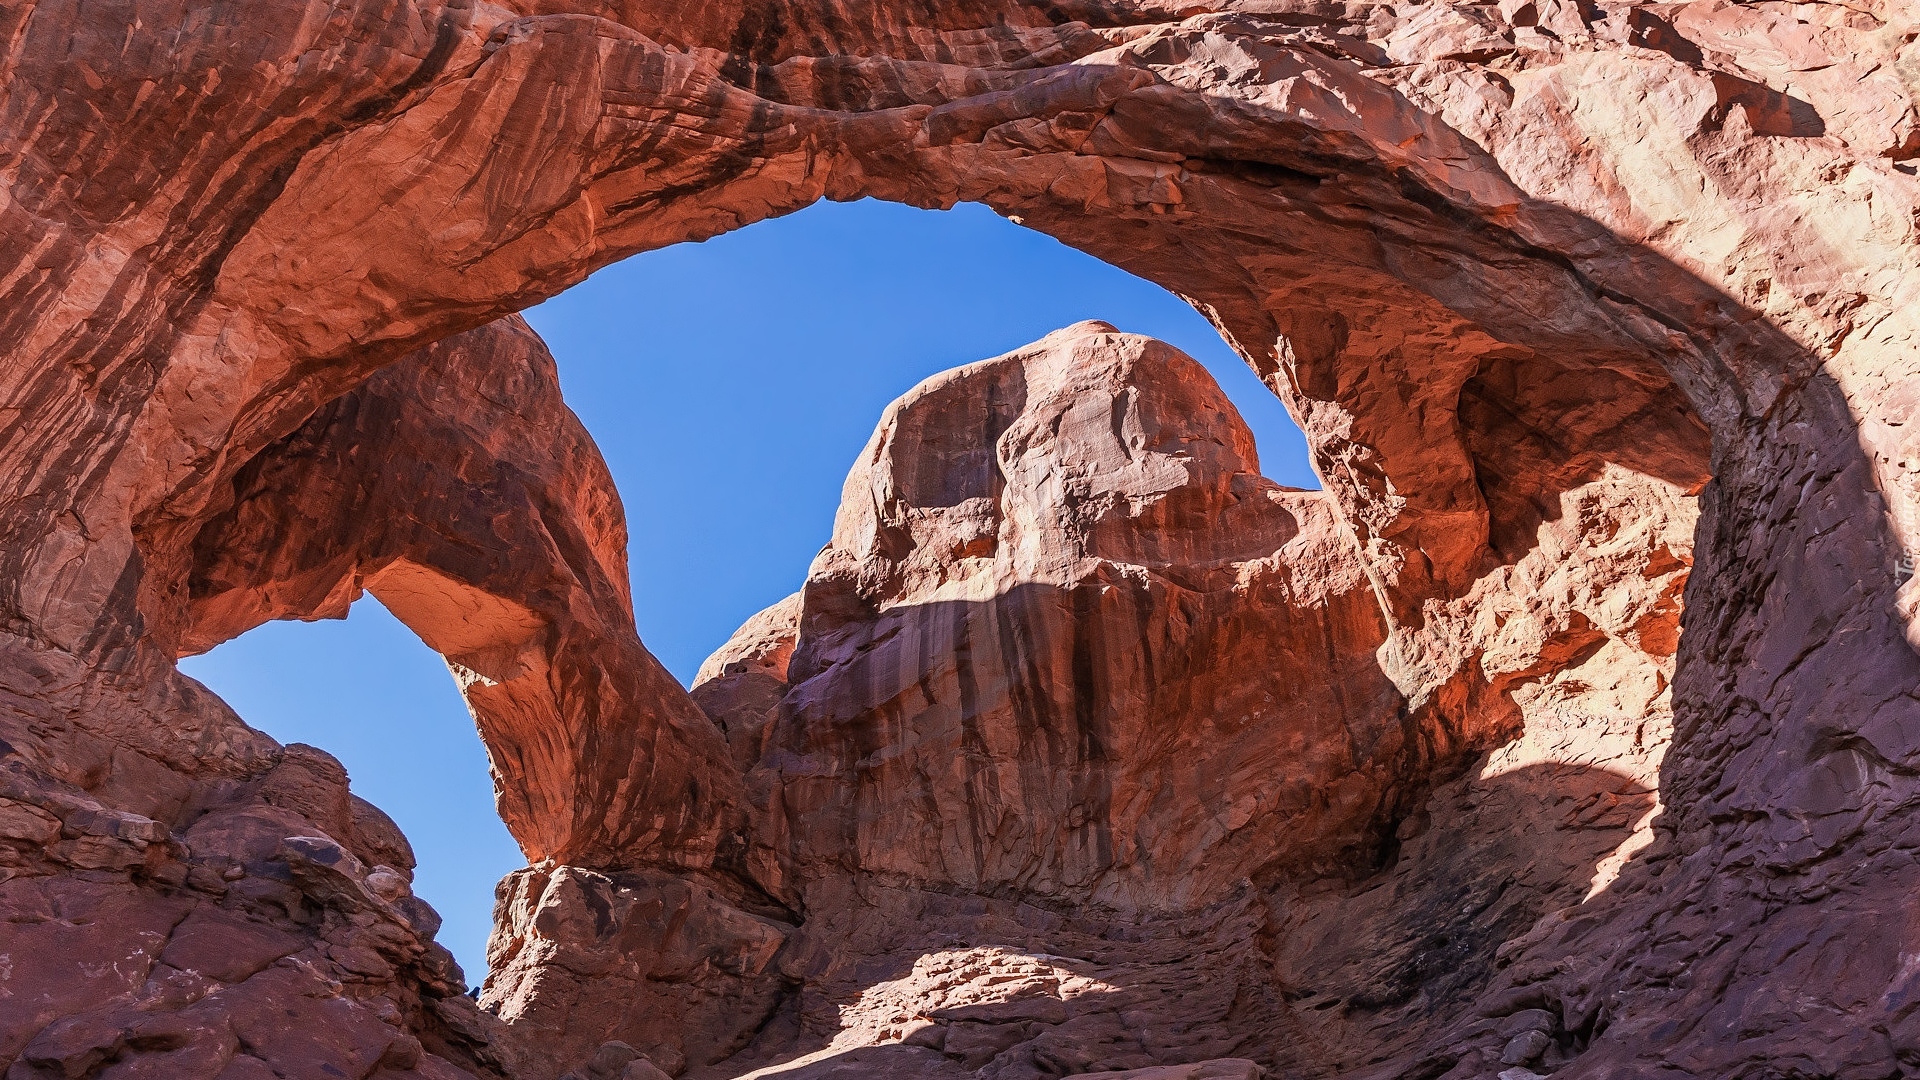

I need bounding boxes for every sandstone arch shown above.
[3,1,1920,1078]
[178,317,747,873]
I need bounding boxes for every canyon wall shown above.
[3,0,1919,1078]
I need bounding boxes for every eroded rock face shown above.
[178,317,786,1080]
[666,322,1694,1077]
[737,322,1406,909]
[0,320,676,1080]
[4,0,1920,1077]
[183,315,744,875]
[0,732,507,1079]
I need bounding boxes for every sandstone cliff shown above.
[4,0,1920,1077]
[665,321,1688,1078]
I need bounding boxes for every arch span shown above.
[181,317,745,874]
[3,1,1919,1079]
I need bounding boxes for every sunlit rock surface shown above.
[737,322,1403,906]
[4,0,1920,1076]
[674,322,1689,1078]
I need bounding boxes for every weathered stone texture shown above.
[665,321,1691,1078]
[3,0,1919,1076]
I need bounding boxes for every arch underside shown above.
[2,1,1918,1078]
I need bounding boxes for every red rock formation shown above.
[184,315,744,875]
[0,731,505,1079]
[3,0,1919,1077]
[671,321,1693,1077]
[182,317,790,1079]
[0,317,776,1079]
[733,322,1409,907]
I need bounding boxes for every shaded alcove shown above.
[177,196,1321,980]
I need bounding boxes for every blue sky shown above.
[178,198,1317,981]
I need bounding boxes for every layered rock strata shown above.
[183,315,745,875]
[3,0,1920,1077]
[0,719,505,1079]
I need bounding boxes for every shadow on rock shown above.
[674,759,1657,1080]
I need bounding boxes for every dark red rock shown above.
[2,0,1918,1077]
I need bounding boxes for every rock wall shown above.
[3,0,1920,1077]
[734,323,1411,908]
[670,321,1692,1078]
[0,319,676,1079]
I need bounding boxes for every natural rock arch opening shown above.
[7,2,1920,1079]
[171,208,1710,1080]
[176,593,520,983]
[177,194,1332,858]
[520,196,1325,680]
[160,166,1714,1074]
[172,195,1321,982]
